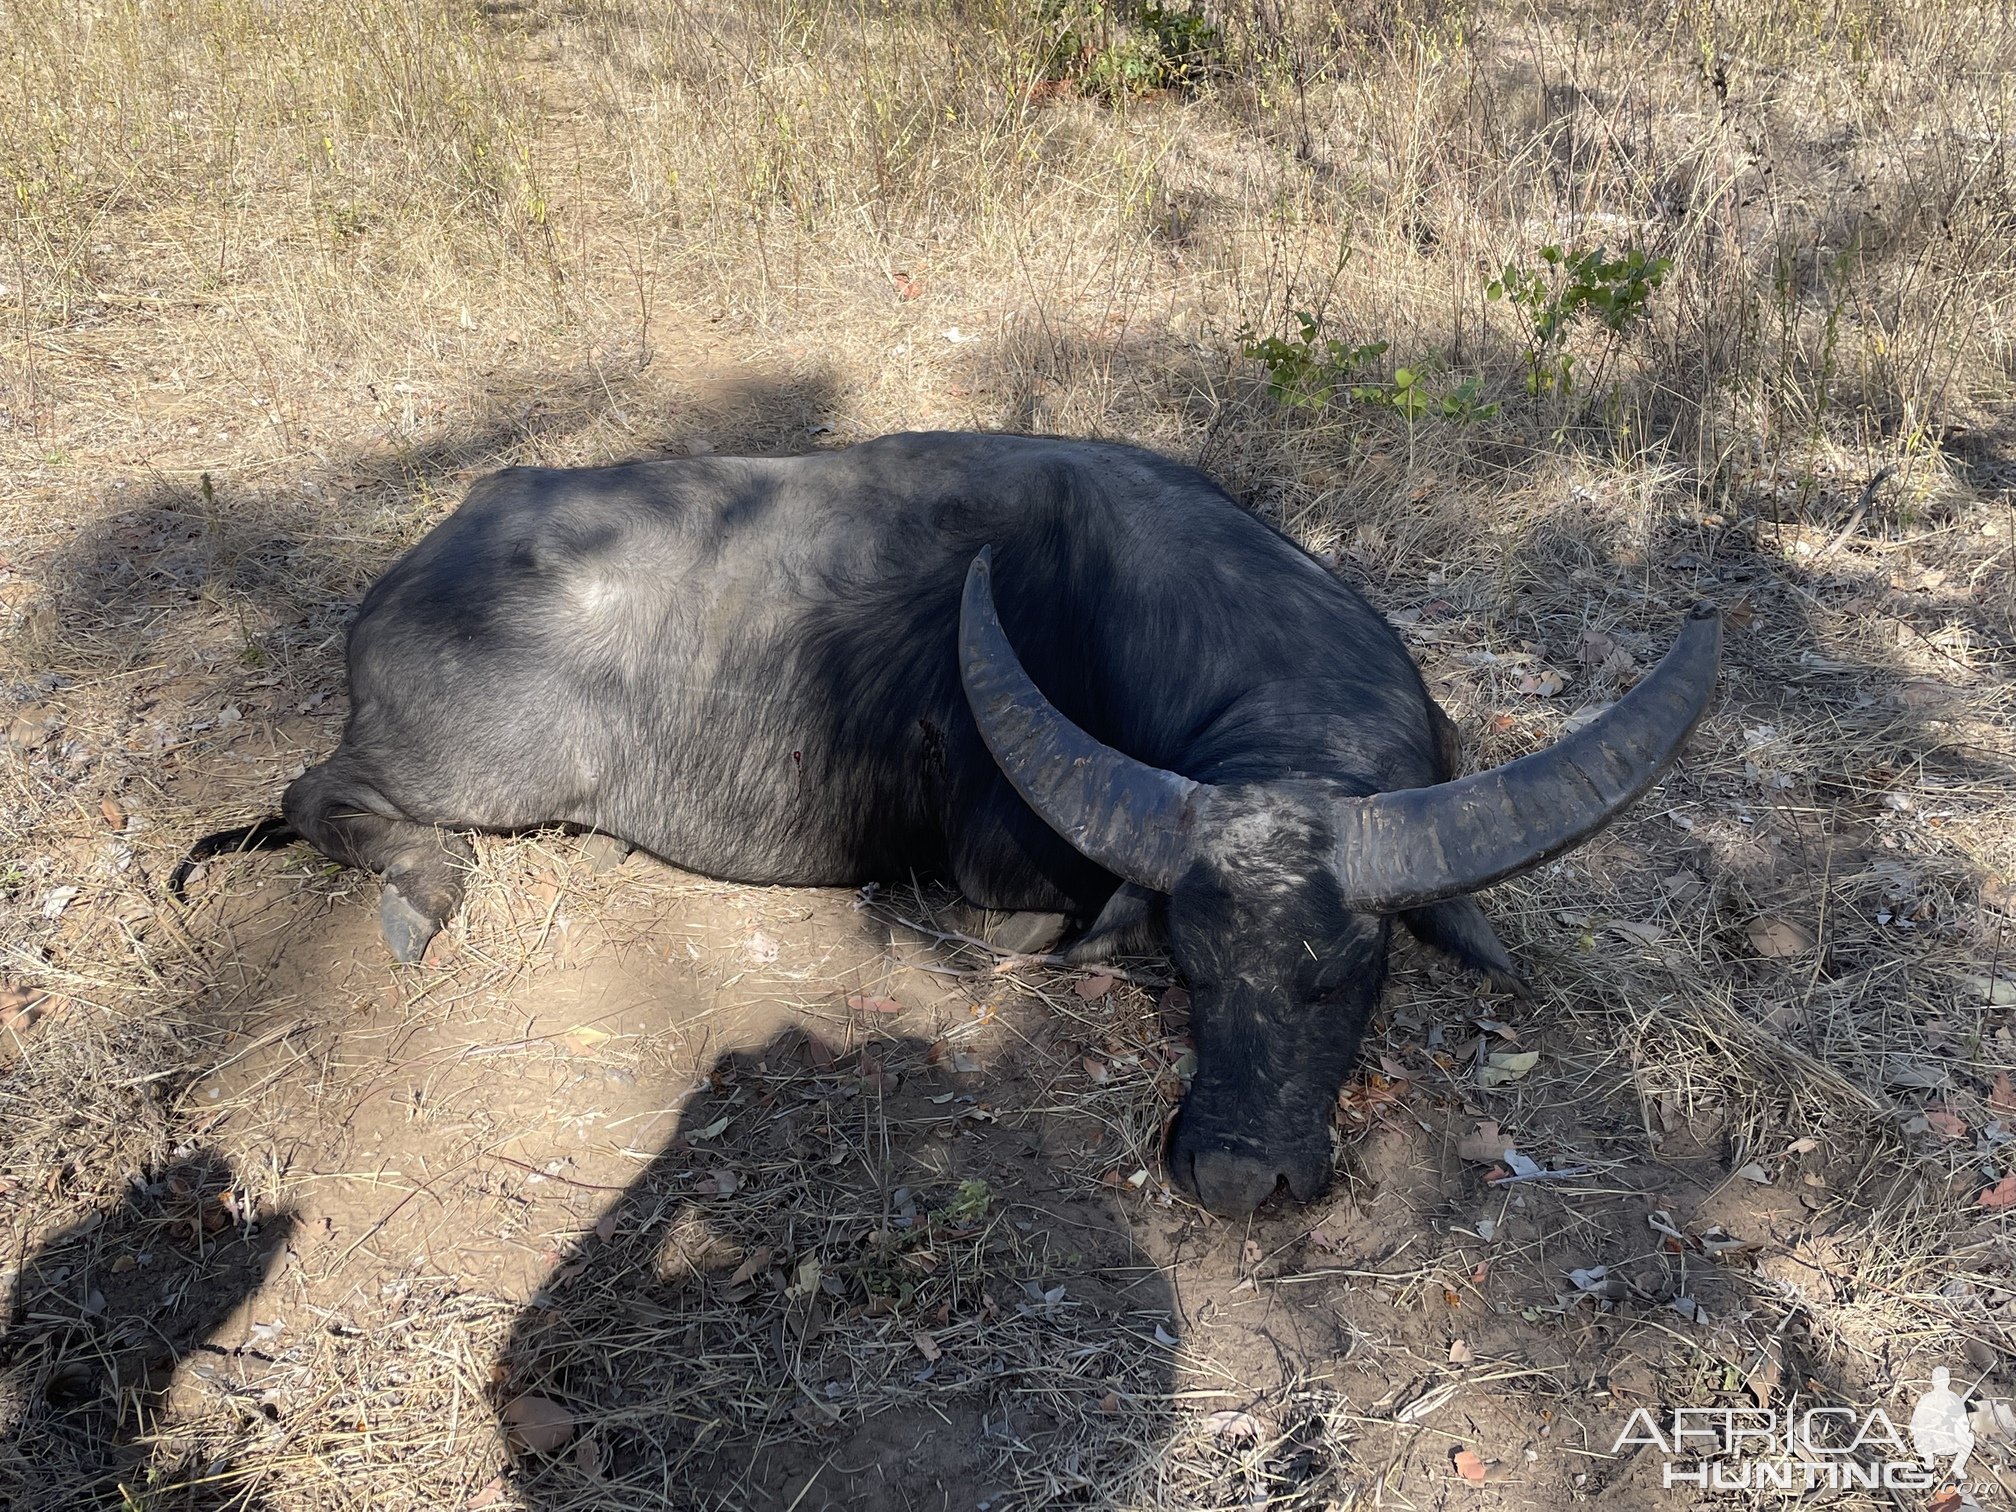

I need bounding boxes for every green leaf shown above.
[1393,368,1414,388]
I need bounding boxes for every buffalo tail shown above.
[168,817,299,901]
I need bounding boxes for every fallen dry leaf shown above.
[1661,868,1704,899]
[503,1393,575,1454]
[1202,1410,1264,1441]
[847,993,904,1015]
[911,1331,941,1362]
[465,1477,509,1509]
[99,797,126,830]
[1453,1447,1490,1483]
[1577,629,1617,666]
[1607,919,1666,946]
[593,1211,619,1243]
[1747,916,1815,958]
[1982,874,2016,916]
[1449,1338,1474,1365]
[0,985,48,1034]
[1457,1120,1509,1162]
[696,1168,739,1197]
[5,707,59,753]
[1979,1174,2016,1210]
[1960,973,2016,1007]
[1992,1071,2016,1118]
[1098,1390,1121,1415]
[1241,1239,1263,1267]
[1480,1050,1539,1087]
[1925,1108,1967,1141]
[1074,973,1117,999]
[729,1245,773,1285]
[1747,1342,1783,1408]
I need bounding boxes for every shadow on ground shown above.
[495,1031,1178,1510]
[0,1152,293,1511]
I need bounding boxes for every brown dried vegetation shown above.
[4,0,2016,1507]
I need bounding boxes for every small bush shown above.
[1034,0,1225,99]
[1487,245,1672,397]
[1240,313,1498,423]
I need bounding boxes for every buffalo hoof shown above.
[379,885,442,964]
[945,906,1068,956]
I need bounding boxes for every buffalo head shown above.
[959,547,1719,1216]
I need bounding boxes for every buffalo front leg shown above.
[283,762,474,963]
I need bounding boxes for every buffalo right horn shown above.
[1326,608,1721,911]
[958,547,1214,892]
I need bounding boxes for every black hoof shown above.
[945,906,1068,956]
[379,885,442,964]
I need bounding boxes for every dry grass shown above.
[4,0,2016,1507]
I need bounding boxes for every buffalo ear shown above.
[1401,896,1528,998]
[1064,883,1167,965]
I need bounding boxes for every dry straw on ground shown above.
[3,0,2015,1507]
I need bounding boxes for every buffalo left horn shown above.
[1325,607,1721,910]
[958,547,1214,892]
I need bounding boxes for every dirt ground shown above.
[6,0,2016,1508]
[4,396,2010,1509]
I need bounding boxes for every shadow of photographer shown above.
[492,1029,1180,1511]
[0,1150,294,1511]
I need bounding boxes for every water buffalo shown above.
[177,431,1718,1215]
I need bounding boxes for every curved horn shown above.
[1330,609,1722,911]
[959,548,1211,892]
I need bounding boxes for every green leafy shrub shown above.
[1034,0,1224,98]
[1486,245,1671,397]
[1239,313,1498,423]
